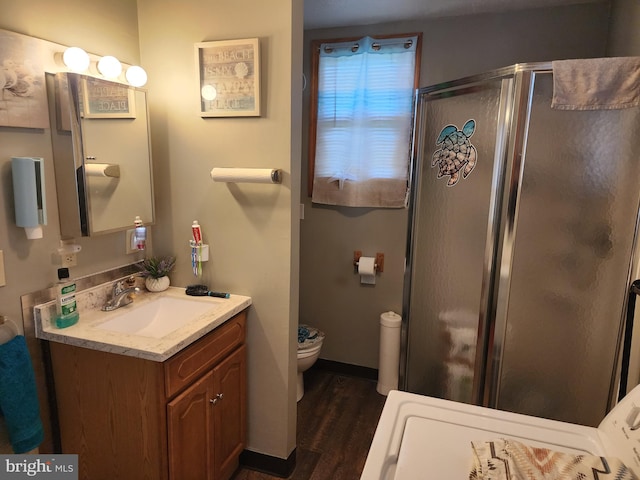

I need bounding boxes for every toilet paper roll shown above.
[85,163,120,178]
[358,256,376,285]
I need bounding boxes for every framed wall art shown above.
[82,76,136,119]
[195,38,261,117]
[0,29,49,129]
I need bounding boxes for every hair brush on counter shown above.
[185,284,230,298]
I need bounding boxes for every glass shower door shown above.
[404,76,510,404]
[491,72,640,426]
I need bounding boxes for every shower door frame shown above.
[487,66,640,417]
[398,62,598,409]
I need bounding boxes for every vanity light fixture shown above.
[125,65,148,87]
[62,47,90,73]
[55,47,148,87]
[97,55,122,79]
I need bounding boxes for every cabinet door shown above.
[213,345,247,480]
[167,370,215,480]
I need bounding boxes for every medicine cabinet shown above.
[46,72,155,237]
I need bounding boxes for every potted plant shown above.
[137,255,176,292]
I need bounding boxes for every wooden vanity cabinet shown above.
[167,345,246,480]
[49,310,247,480]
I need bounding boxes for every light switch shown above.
[0,250,5,287]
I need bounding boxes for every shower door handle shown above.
[619,279,640,401]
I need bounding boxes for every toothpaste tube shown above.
[192,220,202,245]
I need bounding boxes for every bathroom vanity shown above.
[36,287,251,480]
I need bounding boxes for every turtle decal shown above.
[432,119,477,186]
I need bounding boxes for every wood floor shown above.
[232,367,386,480]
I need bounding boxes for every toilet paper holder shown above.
[353,251,384,273]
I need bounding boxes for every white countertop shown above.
[35,286,252,362]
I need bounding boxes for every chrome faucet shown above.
[102,278,141,311]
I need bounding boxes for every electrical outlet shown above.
[125,229,136,254]
[61,252,77,267]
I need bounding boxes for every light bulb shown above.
[125,65,148,87]
[201,84,217,101]
[97,55,122,79]
[62,47,90,72]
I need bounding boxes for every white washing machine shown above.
[361,385,640,479]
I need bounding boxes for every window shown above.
[308,33,421,208]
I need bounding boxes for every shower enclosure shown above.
[401,62,640,427]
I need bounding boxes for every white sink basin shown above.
[96,296,219,338]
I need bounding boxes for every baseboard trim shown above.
[239,448,296,478]
[315,359,378,380]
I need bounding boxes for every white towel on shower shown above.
[551,57,640,110]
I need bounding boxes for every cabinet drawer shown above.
[164,311,246,398]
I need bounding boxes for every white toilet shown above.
[297,325,325,402]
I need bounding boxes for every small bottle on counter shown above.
[55,267,79,328]
[133,216,146,250]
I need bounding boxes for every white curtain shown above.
[312,35,418,208]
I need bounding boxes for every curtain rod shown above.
[322,38,413,54]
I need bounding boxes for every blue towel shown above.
[298,325,310,343]
[298,325,319,344]
[0,335,43,453]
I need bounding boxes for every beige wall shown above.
[300,2,610,370]
[136,0,300,460]
[1,0,140,64]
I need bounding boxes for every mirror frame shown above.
[47,72,155,237]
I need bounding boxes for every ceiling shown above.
[303,0,606,29]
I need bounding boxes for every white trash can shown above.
[377,311,402,396]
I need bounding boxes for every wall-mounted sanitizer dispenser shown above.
[11,157,47,239]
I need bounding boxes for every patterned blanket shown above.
[469,439,638,480]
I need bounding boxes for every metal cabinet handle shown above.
[209,393,224,405]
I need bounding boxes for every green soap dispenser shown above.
[55,267,79,328]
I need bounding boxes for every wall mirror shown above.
[46,72,155,237]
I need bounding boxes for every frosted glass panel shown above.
[496,73,640,426]
[406,80,504,403]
